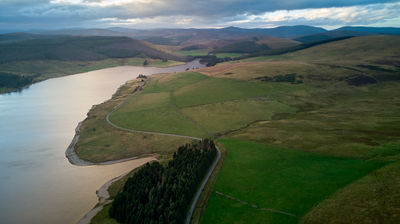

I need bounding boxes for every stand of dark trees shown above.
[0,72,35,89]
[196,55,232,67]
[109,139,217,224]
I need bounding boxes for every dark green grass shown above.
[204,196,296,224]
[202,138,384,224]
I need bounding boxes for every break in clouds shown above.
[0,0,400,29]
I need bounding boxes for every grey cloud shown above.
[0,0,399,30]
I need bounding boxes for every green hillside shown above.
[72,35,400,223]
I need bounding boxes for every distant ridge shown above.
[25,26,326,44]
[0,32,62,44]
[0,35,187,63]
[295,26,400,43]
[337,26,400,35]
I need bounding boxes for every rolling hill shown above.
[0,35,188,93]
[32,26,326,47]
[0,35,186,63]
[72,34,400,223]
[295,26,400,43]
[0,32,62,44]
[337,26,400,35]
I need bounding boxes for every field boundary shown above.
[215,191,297,217]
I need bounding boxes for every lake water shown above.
[0,60,204,224]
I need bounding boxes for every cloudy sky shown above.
[1,0,400,31]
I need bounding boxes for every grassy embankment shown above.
[80,35,400,223]
[74,78,192,163]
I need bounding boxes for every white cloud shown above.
[221,2,400,28]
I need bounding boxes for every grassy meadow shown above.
[109,71,301,138]
[201,138,385,224]
[75,35,400,223]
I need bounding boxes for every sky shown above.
[1,0,400,31]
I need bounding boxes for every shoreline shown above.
[66,60,205,223]
[77,160,155,224]
[0,59,188,96]
[65,118,158,166]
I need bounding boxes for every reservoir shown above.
[0,60,204,224]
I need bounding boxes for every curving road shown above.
[105,79,221,224]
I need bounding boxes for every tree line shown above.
[109,139,217,224]
[0,72,35,89]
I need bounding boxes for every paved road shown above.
[105,80,221,224]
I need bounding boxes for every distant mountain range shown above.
[7,25,393,47]
[30,25,326,39]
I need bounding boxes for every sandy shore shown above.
[77,157,156,224]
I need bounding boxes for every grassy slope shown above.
[110,71,300,138]
[198,35,400,223]
[202,138,384,224]
[301,161,400,224]
[286,35,400,64]
[81,35,400,223]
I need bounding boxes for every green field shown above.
[75,35,400,223]
[201,138,385,224]
[301,161,400,223]
[109,71,300,137]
